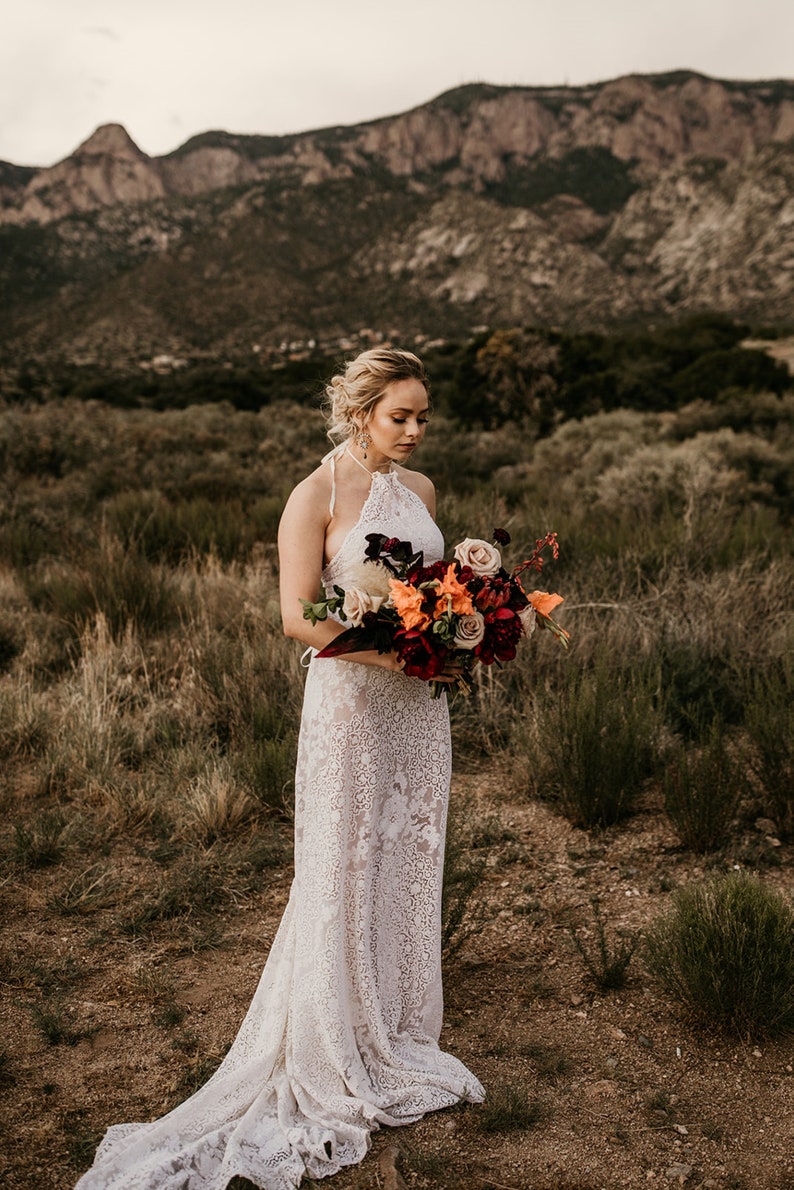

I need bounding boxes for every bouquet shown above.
[301,529,569,697]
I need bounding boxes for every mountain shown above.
[1,71,793,367]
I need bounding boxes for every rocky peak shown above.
[72,123,148,161]
[6,122,165,226]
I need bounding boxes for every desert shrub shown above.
[645,872,794,1037]
[658,636,745,737]
[568,898,638,990]
[106,492,280,564]
[535,658,661,828]
[25,537,180,639]
[673,348,791,403]
[663,720,745,852]
[743,663,794,838]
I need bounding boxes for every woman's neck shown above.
[345,444,393,475]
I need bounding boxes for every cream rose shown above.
[342,588,384,627]
[453,537,502,577]
[518,604,537,637]
[453,610,486,650]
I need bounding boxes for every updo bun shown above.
[324,348,430,446]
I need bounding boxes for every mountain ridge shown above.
[1,70,792,368]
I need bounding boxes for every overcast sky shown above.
[2,0,792,167]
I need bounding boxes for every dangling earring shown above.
[357,430,372,459]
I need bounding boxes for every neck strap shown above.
[345,446,392,477]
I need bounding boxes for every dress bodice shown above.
[322,468,444,596]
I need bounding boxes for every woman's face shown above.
[363,378,430,464]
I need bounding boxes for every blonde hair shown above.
[324,348,430,445]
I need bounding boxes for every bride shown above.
[75,347,484,1190]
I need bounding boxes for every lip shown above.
[396,444,416,451]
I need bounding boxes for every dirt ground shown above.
[1,769,792,1190]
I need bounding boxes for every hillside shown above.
[1,71,793,367]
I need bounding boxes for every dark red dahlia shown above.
[394,630,446,679]
[476,607,523,664]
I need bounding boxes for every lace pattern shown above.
[75,469,484,1190]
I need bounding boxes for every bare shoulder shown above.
[281,463,332,524]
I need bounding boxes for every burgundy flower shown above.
[493,527,511,546]
[476,607,523,664]
[394,630,446,679]
[408,559,448,585]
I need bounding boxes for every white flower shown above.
[454,537,501,577]
[345,560,393,600]
[453,611,486,650]
[518,604,537,636]
[342,587,384,627]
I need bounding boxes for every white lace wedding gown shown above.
[76,465,484,1190]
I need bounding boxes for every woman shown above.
[76,348,483,1190]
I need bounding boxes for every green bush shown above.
[659,638,744,737]
[24,537,180,639]
[663,720,744,852]
[645,873,794,1037]
[537,659,661,828]
[106,492,282,564]
[743,664,794,838]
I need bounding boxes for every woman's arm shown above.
[277,476,403,670]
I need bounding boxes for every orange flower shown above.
[528,590,564,617]
[434,564,474,619]
[389,579,432,631]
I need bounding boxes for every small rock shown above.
[672,1123,688,1135]
[638,1034,653,1048]
[664,1164,692,1182]
[609,1026,628,1040]
[570,993,584,1006]
[752,1048,762,1058]
[585,1079,619,1099]
[457,949,485,966]
[754,817,777,833]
